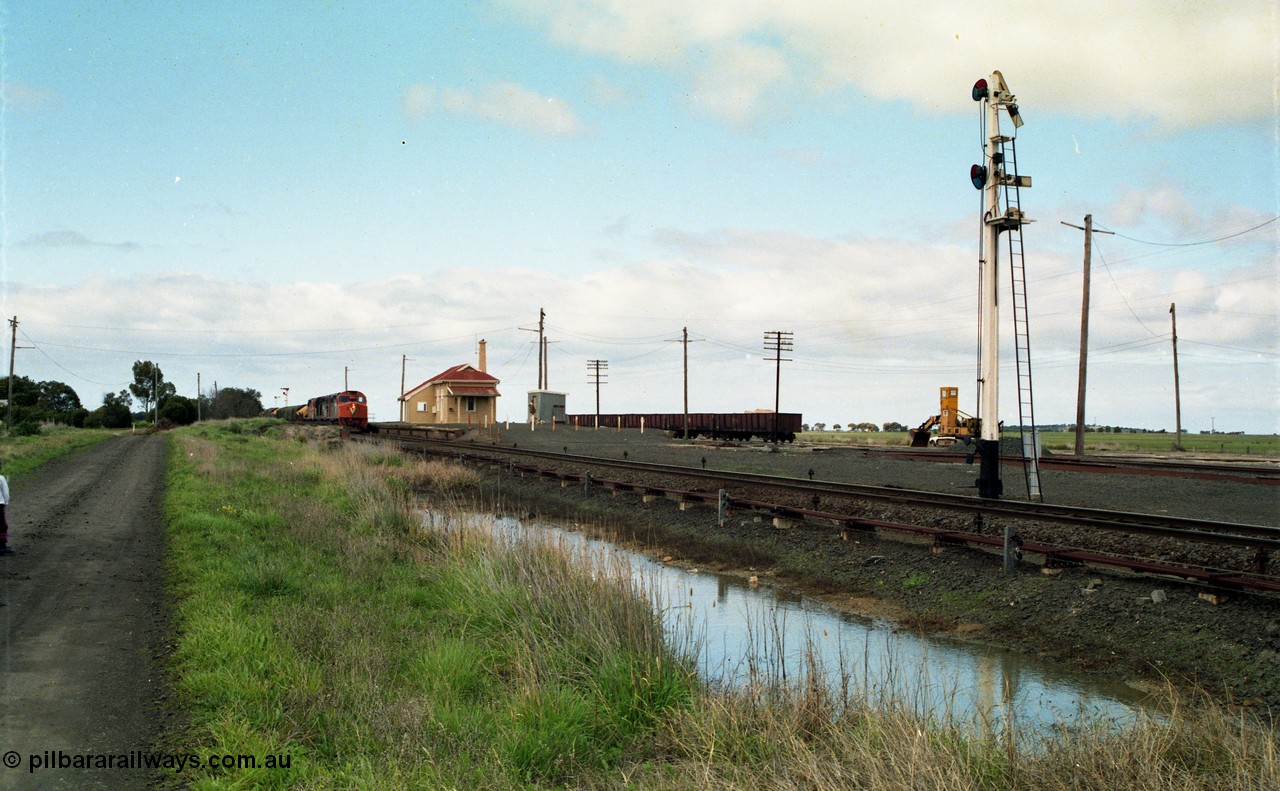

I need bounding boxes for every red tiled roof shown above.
[426,364,498,384]
[403,364,501,399]
[447,385,500,397]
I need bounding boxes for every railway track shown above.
[841,444,1280,485]
[367,427,1280,596]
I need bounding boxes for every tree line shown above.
[2,360,264,435]
[804,422,910,433]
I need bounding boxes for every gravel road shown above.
[0,435,169,791]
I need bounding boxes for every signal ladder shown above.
[996,136,1043,501]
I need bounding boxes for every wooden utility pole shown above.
[538,309,545,389]
[666,326,703,439]
[7,317,17,432]
[682,326,688,439]
[1061,215,1114,456]
[762,330,793,443]
[344,366,349,391]
[588,360,609,427]
[518,309,546,390]
[1170,303,1183,450]
[400,354,408,421]
[197,372,202,422]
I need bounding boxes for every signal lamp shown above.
[1008,103,1024,128]
[972,79,988,101]
[970,164,987,189]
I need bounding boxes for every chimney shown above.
[478,339,487,373]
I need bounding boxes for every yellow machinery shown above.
[908,387,980,447]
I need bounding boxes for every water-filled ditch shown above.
[425,509,1152,739]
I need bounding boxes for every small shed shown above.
[527,390,566,424]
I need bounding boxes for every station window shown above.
[465,396,476,412]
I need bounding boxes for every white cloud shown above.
[10,225,1275,431]
[403,81,583,136]
[506,0,1275,126]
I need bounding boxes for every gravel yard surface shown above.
[458,424,1280,711]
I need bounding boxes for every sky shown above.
[2,1,1277,434]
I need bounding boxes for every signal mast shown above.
[970,71,1032,500]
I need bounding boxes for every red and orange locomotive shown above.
[272,390,369,431]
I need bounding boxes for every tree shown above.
[207,386,264,419]
[832,424,842,432]
[1,376,83,426]
[883,421,906,433]
[0,375,40,408]
[130,361,176,417]
[158,396,197,426]
[97,390,134,429]
[37,380,82,414]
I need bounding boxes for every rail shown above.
[365,429,1280,596]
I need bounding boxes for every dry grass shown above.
[167,424,1279,790]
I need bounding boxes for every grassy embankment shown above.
[804,430,1280,456]
[164,421,1277,789]
[164,420,693,788]
[0,425,120,477]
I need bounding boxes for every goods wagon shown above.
[565,412,801,442]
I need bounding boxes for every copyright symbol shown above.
[2,751,20,769]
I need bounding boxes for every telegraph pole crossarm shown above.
[587,359,608,429]
[762,330,794,444]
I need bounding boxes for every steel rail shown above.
[390,434,1280,550]
[834,445,1280,484]
[400,444,1280,595]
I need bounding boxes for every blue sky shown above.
[3,1,1277,434]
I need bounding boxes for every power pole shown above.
[518,309,546,390]
[197,372,201,422]
[6,317,17,432]
[665,326,703,439]
[682,326,688,440]
[762,330,793,443]
[541,337,560,390]
[344,366,349,391]
[587,360,608,429]
[401,354,407,421]
[1061,215,1114,456]
[1170,303,1183,450]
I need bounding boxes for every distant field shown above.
[801,430,1280,457]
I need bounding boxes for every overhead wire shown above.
[1094,215,1278,247]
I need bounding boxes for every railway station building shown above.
[400,341,501,427]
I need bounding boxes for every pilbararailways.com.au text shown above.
[3,749,293,774]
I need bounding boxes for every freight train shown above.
[565,412,802,442]
[267,390,369,431]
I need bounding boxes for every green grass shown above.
[163,421,696,789]
[0,425,121,478]
[163,421,1279,790]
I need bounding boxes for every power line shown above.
[1094,215,1278,247]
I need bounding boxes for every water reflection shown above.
[432,511,1147,738]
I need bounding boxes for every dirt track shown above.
[0,435,168,791]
